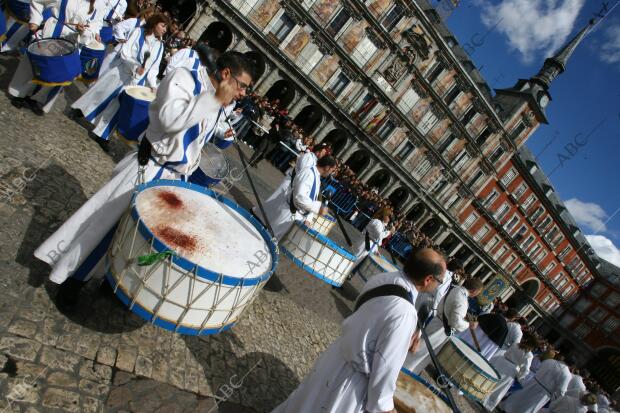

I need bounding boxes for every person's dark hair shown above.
[313,142,332,154]
[403,248,445,285]
[447,257,464,272]
[519,332,539,351]
[462,277,483,292]
[505,308,520,320]
[317,156,337,168]
[145,13,170,36]
[194,43,219,67]
[216,51,253,81]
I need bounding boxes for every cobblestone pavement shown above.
[0,53,482,413]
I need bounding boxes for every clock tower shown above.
[493,19,595,130]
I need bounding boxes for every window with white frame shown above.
[538,216,552,232]
[444,86,461,106]
[513,225,527,240]
[529,243,542,257]
[413,158,432,178]
[541,294,553,307]
[558,245,572,260]
[301,0,318,9]
[531,206,545,222]
[494,245,508,260]
[504,215,519,232]
[500,168,517,187]
[269,13,296,42]
[463,212,478,230]
[468,171,485,188]
[396,140,415,160]
[474,225,490,241]
[545,226,559,242]
[452,151,470,172]
[513,182,527,200]
[351,36,378,67]
[493,202,510,221]
[437,134,458,155]
[542,262,557,275]
[512,262,525,275]
[328,72,351,97]
[521,235,535,250]
[557,277,568,289]
[505,254,517,268]
[327,8,350,37]
[381,4,404,31]
[377,120,396,141]
[522,194,537,211]
[418,110,438,134]
[296,42,323,74]
[485,236,500,252]
[232,0,260,14]
[483,190,499,208]
[551,234,564,249]
[534,250,547,265]
[490,146,504,164]
[426,63,443,84]
[397,88,420,114]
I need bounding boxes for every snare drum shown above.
[27,38,81,86]
[106,180,279,335]
[117,86,156,142]
[187,143,230,188]
[437,336,500,402]
[310,213,336,236]
[395,369,456,413]
[79,41,105,82]
[99,25,114,44]
[355,253,400,281]
[280,221,355,287]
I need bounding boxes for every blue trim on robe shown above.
[84,85,123,121]
[3,21,23,46]
[106,0,121,21]
[51,0,70,39]
[71,224,118,281]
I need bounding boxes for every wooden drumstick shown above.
[469,326,482,352]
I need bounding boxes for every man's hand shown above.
[409,331,421,353]
[235,108,243,114]
[29,23,39,33]
[469,320,478,329]
[75,23,88,33]
[95,34,101,43]
[136,66,145,76]
[224,128,235,138]
[319,206,329,216]
[304,220,312,227]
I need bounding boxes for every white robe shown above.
[565,374,586,398]
[8,0,103,112]
[99,0,125,24]
[404,285,469,374]
[34,66,223,284]
[164,47,200,76]
[98,16,141,75]
[253,165,322,241]
[273,271,419,413]
[483,344,533,410]
[500,359,571,413]
[72,26,162,139]
[503,321,523,349]
[1,0,31,53]
[545,395,588,413]
[352,219,390,265]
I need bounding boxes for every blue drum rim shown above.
[27,37,77,57]
[399,368,460,412]
[319,214,336,223]
[130,179,279,287]
[444,336,500,382]
[105,271,236,336]
[294,221,356,261]
[121,86,154,103]
[368,253,400,273]
[280,246,345,287]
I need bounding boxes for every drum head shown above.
[135,183,273,278]
[200,143,229,180]
[395,370,453,413]
[450,337,499,380]
[125,86,156,102]
[28,38,75,56]
[370,254,399,272]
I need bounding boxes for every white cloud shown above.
[476,0,586,63]
[586,235,620,267]
[565,198,608,232]
[599,23,620,64]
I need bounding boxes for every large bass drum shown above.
[355,253,400,281]
[106,180,279,335]
[394,368,457,413]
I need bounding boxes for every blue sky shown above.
[438,0,620,266]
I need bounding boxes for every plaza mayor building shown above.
[171,0,619,389]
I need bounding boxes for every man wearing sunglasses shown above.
[274,247,446,413]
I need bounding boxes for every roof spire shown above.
[532,18,596,89]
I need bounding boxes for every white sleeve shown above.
[366,310,416,412]
[445,290,470,332]
[113,18,134,41]
[30,0,54,26]
[292,168,322,216]
[295,139,304,151]
[154,68,222,135]
[517,352,533,380]
[115,0,127,21]
[557,368,571,398]
[146,42,163,88]
[164,48,189,76]
[119,27,143,75]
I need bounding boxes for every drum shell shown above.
[79,44,105,81]
[437,337,500,402]
[99,26,114,44]
[356,254,400,281]
[187,167,221,188]
[107,181,279,335]
[280,222,355,287]
[117,89,151,141]
[6,0,30,23]
[395,368,458,413]
[213,136,233,150]
[27,39,81,85]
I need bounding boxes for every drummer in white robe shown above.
[546,392,598,413]
[500,350,572,413]
[273,248,447,413]
[33,52,253,311]
[482,332,537,411]
[404,277,483,374]
[9,0,104,115]
[253,155,337,241]
[97,6,151,75]
[98,0,126,42]
[460,307,522,360]
[1,0,33,53]
[351,208,392,267]
[71,13,166,143]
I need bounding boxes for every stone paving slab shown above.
[0,53,480,412]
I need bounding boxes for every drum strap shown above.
[354,284,413,312]
[106,0,121,22]
[441,284,457,336]
[52,0,70,38]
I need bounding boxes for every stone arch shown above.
[367,170,391,189]
[265,79,296,108]
[420,217,442,238]
[506,278,540,311]
[454,245,472,262]
[159,0,196,29]
[321,129,348,156]
[440,233,459,254]
[345,150,371,175]
[200,21,234,52]
[243,50,266,82]
[388,187,409,210]
[294,105,324,135]
[406,203,426,222]
[465,256,481,274]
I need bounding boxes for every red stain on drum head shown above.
[158,191,183,209]
[154,225,197,252]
